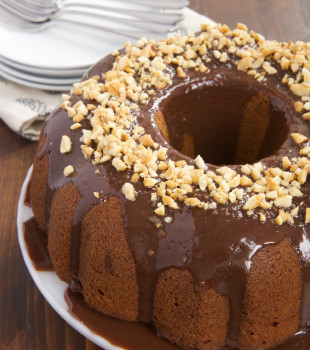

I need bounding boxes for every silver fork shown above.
[0,0,188,23]
[0,4,183,40]
[0,0,186,39]
[8,0,189,15]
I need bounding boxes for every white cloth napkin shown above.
[0,8,215,141]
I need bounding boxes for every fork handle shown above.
[0,5,167,41]
[54,9,178,34]
[51,17,169,40]
[57,2,184,24]
[59,0,189,10]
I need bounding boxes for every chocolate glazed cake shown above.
[30,23,310,350]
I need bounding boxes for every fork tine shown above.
[3,0,55,16]
[0,0,53,22]
[0,5,33,28]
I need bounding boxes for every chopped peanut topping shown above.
[122,183,135,200]
[60,135,72,154]
[58,23,310,224]
[63,165,74,177]
[306,208,310,224]
[243,194,263,210]
[291,133,308,144]
[195,155,205,170]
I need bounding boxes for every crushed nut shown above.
[195,155,206,169]
[243,194,263,210]
[63,165,74,177]
[306,208,310,224]
[122,182,135,200]
[143,178,157,188]
[274,195,293,208]
[154,204,165,216]
[291,133,308,144]
[60,135,72,154]
[177,67,187,78]
[112,158,127,171]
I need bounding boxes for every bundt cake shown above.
[30,23,310,350]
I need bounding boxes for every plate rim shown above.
[0,23,128,70]
[0,55,88,77]
[0,61,80,85]
[1,69,73,91]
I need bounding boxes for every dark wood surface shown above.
[1,1,310,349]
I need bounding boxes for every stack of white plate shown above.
[0,0,194,92]
[0,20,143,91]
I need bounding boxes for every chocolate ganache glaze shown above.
[22,217,310,350]
[30,24,310,350]
[64,287,310,350]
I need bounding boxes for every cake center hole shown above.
[157,75,290,166]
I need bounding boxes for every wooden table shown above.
[1,0,310,348]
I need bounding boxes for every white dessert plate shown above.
[0,21,128,70]
[0,6,214,71]
[0,60,81,85]
[0,68,73,91]
[17,166,122,350]
[0,55,87,77]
